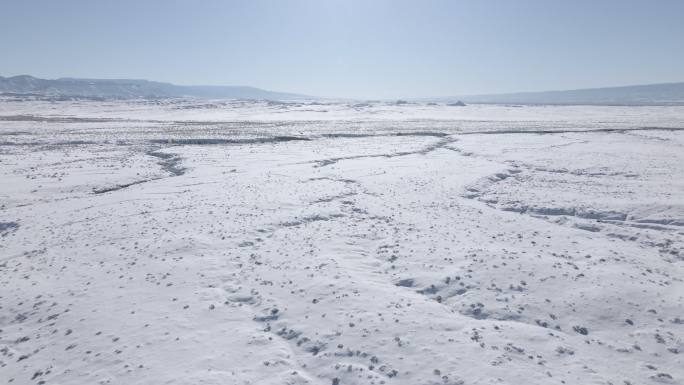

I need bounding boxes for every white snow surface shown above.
[1,99,683,385]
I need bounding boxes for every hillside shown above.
[0,75,309,100]
[457,82,684,105]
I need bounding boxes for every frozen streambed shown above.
[1,100,683,385]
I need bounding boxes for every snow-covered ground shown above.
[1,99,683,385]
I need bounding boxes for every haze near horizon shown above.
[1,0,683,99]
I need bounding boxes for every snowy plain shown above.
[1,99,683,385]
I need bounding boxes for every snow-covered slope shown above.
[1,100,682,385]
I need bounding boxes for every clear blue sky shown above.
[1,0,683,98]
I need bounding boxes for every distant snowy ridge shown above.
[454,82,684,106]
[0,75,310,100]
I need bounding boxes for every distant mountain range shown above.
[455,82,684,106]
[2,75,684,105]
[0,75,309,100]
